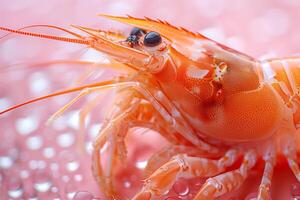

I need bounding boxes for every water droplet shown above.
[33,170,52,193]
[16,116,39,135]
[0,156,13,169]
[85,142,94,154]
[62,175,70,183]
[124,180,131,188]
[173,179,189,196]
[7,177,23,198]
[50,163,59,171]
[29,72,50,96]
[67,111,80,130]
[66,184,78,199]
[88,123,102,139]
[0,97,12,111]
[20,170,29,179]
[51,186,59,193]
[57,132,75,148]
[74,174,83,182]
[29,160,39,170]
[43,147,55,159]
[135,160,148,169]
[37,160,47,169]
[26,136,43,150]
[73,191,94,200]
[162,166,168,171]
[66,161,80,172]
[292,182,300,198]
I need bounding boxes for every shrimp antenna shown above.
[0,80,116,115]
[0,24,85,40]
[0,26,90,45]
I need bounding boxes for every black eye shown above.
[126,27,146,45]
[143,31,162,47]
[130,27,145,37]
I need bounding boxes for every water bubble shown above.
[173,179,190,196]
[33,170,52,193]
[57,132,75,148]
[7,177,23,198]
[73,191,94,200]
[0,156,13,169]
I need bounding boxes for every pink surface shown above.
[0,0,300,199]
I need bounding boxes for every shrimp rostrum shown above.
[1,15,300,200]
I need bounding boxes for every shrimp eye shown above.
[143,31,162,47]
[126,27,146,45]
[130,27,145,37]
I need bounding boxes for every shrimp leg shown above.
[257,146,276,200]
[144,145,221,177]
[194,150,257,200]
[92,91,141,197]
[283,137,300,182]
[132,149,238,200]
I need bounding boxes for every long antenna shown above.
[0,26,90,45]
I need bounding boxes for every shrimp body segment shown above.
[1,15,300,199]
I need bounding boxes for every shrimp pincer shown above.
[1,15,300,199]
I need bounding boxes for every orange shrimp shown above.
[1,15,300,200]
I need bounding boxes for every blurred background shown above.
[0,0,300,199]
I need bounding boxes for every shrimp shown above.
[1,15,300,200]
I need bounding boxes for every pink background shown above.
[0,0,300,199]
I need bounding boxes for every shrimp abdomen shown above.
[262,58,300,127]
